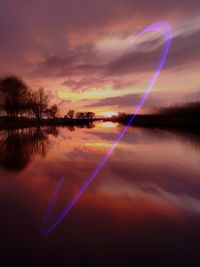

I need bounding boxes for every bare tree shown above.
[31,88,48,121]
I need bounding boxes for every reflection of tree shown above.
[147,127,200,151]
[0,126,59,172]
[0,122,96,172]
[64,122,95,131]
[75,122,95,129]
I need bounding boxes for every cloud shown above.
[0,0,199,114]
[105,28,200,76]
[28,27,200,88]
[165,28,200,69]
[62,77,110,91]
[0,0,200,79]
[83,89,200,109]
[30,42,104,78]
[83,93,160,108]
[31,60,103,78]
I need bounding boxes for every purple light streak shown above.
[41,21,172,235]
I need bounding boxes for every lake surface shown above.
[1,122,200,266]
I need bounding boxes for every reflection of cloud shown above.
[98,179,200,215]
[103,154,200,200]
[1,124,200,264]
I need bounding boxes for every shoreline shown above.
[0,114,200,131]
[104,114,200,130]
[0,117,102,130]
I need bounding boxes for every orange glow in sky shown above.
[100,111,118,117]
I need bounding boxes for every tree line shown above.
[65,110,95,120]
[0,76,58,120]
[0,76,96,121]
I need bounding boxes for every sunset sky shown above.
[0,1,200,116]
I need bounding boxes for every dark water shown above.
[1,122,200,266]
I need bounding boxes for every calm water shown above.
[1,122,200,266]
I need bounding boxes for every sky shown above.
[0,0,200,116]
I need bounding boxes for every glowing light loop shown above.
[41,21,172,235]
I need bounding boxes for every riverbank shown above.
[104,114,200,130]
[1,113,200,131]
[0,117,102,130]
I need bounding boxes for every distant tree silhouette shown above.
[75,111,95,119]
[84,112,95,119]
[67,110,75,119]
[76,112,84,119]
[50,105,58,118]
[45,105,59,118]
[117,112,127,118]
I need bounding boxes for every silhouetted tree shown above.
[75,111,95,119]
[117,112,127,118]
[31,88,48,120]
[85,112,95,119]
[67,110,75,119]
[76,112,84,119]
[50,105,58,118]
[45,105,58,118]
[0,76,29,118]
